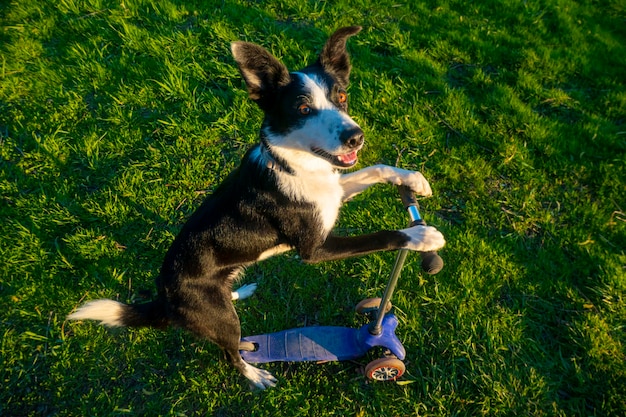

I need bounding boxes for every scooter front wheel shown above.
[355,298,392,315]
[365,357,405,381]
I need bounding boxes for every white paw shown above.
[231,283,258,301]
[242,362,278,390]
[386,167,432,197]
[400,225,445,252]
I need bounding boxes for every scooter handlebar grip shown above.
[420,251,444,275]
[399,186,444,275]
[399,185,418,209]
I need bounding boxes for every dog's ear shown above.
[318,26,362,85]
[231,42,291,109]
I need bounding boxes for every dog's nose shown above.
[340,127,364,149]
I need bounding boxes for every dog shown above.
[68,26,445,390]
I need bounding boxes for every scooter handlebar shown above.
[398,185,444,275]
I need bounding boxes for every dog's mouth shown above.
[311,147,360,168]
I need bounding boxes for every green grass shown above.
[1,0,625,415]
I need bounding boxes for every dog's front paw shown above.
[384,166,432,197]
[400,225,445,252]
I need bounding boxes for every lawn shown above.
[1,0,625,415]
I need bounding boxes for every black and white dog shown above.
[68,26,445,389]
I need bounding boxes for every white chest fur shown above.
[277,170,343,235]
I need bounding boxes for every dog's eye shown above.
[338,91,347,104]
[298,104,312,115]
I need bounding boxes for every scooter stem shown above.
[369,248,409,335]
[400,186,444,275]
[369,186,444,335]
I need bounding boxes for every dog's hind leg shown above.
[181,286,276,390]
[237,356,278,390]
[218,302,277,390]
[231,283,257,301]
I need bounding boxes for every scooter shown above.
[239,185,443,381]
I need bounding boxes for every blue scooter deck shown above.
[240,314,405,364]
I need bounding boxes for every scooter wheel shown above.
[355,298,392,315]
[365,358,405,381]
[239,341,258,352]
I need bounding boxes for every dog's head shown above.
[231,26,364,171]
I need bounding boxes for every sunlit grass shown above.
[1,0,625,415]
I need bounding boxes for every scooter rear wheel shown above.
[365,357,405,381]
[239,341,257,352]
[355,298,392,315]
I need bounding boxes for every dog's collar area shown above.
[259,137,295,175]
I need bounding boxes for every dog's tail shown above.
[67,298,168,329]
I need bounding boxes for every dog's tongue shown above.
[338,151,358,165]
